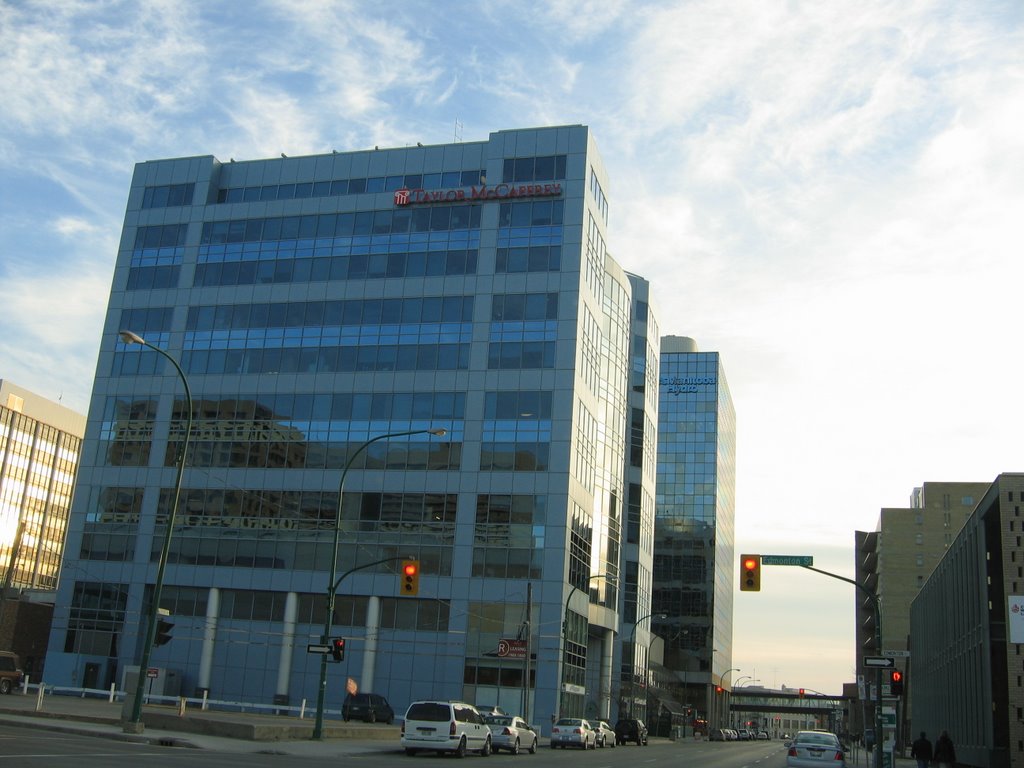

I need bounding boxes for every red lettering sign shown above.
[395,183,561,206]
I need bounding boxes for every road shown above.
[0,723,790,768]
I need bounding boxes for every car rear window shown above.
[487,716,512,725]
[797,733,839,746]
[556,718,582,726]
[406,702,451,722]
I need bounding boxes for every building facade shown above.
[910,473,1024,768]
[0,380,85,676]
[0,380,85,595]
[44,125,661,723]
[650,336,736,733]
[853,481,987,743]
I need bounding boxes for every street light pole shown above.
[716,667,740,730]
[119,331,193,733]
[627,611,667,718]
[311,428,446,740]
[561,573,612,718]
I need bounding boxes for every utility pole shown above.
[522,583,532,723]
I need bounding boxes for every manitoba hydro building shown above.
[46,125,669,725]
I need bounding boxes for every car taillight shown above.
[574,728,583,734]
[789,748,797,757]
[835,752,845,761]
[503,727,513,735]
[450,720,457,737]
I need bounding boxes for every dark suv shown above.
[0,651,24,695]
[614,718,649,745]
[342,692,395,723]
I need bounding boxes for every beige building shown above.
[853,481,989,741]
[0,380,86,594]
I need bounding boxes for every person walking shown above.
[934,730,956,768]
[911,731,933,768]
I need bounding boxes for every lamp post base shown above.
[122,720,145,734]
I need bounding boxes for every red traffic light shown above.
[404,562,418,576]
[743,558,757,570]
[331,637,346,661]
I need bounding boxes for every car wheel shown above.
[455,737,467,758]
[0,679,10,695]
[480,736,492,756]
[405,747,418,756]
[610,738,616,749]
[510,738,520,755]
[528,738,538,754]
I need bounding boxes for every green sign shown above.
[761,555,813,566]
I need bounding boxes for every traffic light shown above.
[740,554,761,591]
[331,637,346,662]
[890,669,904,696]
[715,685,723,694]
[401,560,420,595]
[798,688,805,698]
[154,619,174,647]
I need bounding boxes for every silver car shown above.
[550,717,595,749]
[484,714,539,754]
[593,720,616,748]
[786,730,847,768]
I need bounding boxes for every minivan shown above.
[401,700,492,757]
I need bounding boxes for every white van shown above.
[401,700,492,757]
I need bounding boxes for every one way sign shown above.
[863,655,895,668]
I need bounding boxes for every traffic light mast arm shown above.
[333,555,410,594]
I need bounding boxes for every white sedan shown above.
[484,715,539,754]
[550,718,596,749]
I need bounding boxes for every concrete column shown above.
[196,587,219,695]
[274,591,298,705]
[600,628,614,719]
[361,596,381,693]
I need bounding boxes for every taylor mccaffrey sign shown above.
[395,183,562,206]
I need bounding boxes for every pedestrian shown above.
[934,730,956,768]
[911,731,933,768]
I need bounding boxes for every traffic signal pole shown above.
[799,565,883,768]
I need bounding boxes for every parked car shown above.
[738,728,752,740]
[593,720,616,748]
[401,700,492,757]
[613,718,648,746]
[724,728,738,740]
[757,731,770,740]
[551,717,595,749]
[484,714,538,754]
[0,651,24,695]
[342,692,395,723]
[786,730,847,768]
[709,728,726,741]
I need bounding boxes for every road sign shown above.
[882,650,910,658]
[863,655,895,668]
[307,643,332,654]
[761,555,814,566]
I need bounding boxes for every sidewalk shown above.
[0,688,402,756]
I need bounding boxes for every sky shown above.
[2,0,1022,696]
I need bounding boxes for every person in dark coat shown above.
[911,731,933,768]
[934,730,956,768]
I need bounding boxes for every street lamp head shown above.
[119,329,146,345]
[427,428,447,437]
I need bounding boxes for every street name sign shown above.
[761,555,814,566]
[307,643,332,654]
[863,655,895,668]
[882,650,910,658]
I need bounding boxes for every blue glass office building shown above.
[652,336,736,730]
[45,125,659,724]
